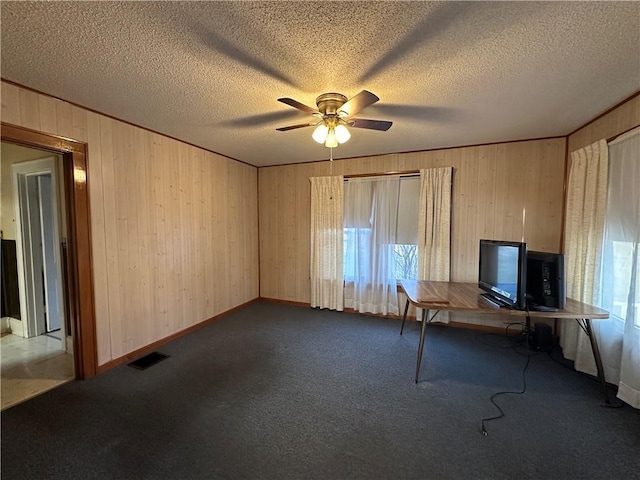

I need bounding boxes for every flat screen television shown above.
[478,239,528,310]
[526,251,565,310]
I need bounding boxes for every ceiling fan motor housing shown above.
[316,93,348,116]
[276,90,391,134]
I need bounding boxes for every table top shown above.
[399,280,609,319]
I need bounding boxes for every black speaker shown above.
[534,323,553,352]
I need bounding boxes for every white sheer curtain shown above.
[343,176,400,315]
[604,127,640,408]
[417,167,453,323]
[561,139,608,375]
[561,134,640,409]
[309,175,344,311]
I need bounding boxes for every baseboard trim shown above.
[0,317,11,334]
[97,298,259,374]
[343,307,417,322]
[259,297,310,308]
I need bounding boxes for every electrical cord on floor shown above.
[479,321,625,425]
[478,320,537,436]
[481,351,532,436]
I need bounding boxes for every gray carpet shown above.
[2,301,639,479]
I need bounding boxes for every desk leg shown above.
[400,299,410,335]
[581,318,612,405]
[415,309,428,384]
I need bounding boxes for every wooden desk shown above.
[399,280,611,402]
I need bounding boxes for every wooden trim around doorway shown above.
[1,122,98,379]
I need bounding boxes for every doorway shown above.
[1,122,98,386]
[1,145,74,409]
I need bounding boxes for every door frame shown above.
[12,158,67,345]
[2,122,98,379]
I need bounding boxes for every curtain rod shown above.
[343,170,420,180]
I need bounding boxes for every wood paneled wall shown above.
[1,81,259,365]
[568,93,640,152]
[259,139,566,326]
[0,143,64,241]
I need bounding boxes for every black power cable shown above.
[479,320,536,436]
[481,350,532,436]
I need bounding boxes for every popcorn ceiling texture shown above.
[1,1,639,166]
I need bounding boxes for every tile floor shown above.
[1,332,74,410]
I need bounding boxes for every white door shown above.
[38,174,61,333]
[11,158,67,346]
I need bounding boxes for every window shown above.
[342,175,420,315]
[597,128,640,408]
[393,176,420,280]
[601,241,639,323]
[600,130,640,327]
[340,168,451,316]
[343,176,420,282]
[393,244,418,281]
[343,227,371,281]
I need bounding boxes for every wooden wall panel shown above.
[1,80,259,366]
[85,111,111,363]
[259,138,566,327]
[38,95,59,134]
[1,83,21,125]
[568,93,640,152]
[18,88,41,128]
[55,99,74,138]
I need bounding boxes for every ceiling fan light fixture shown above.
[335,124,351,144]
[324,127,339,148]
[312,123,328,144]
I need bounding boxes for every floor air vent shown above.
[127,352,170,370]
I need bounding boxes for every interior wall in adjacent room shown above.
[1,143,62,241]
[258,138,566,327]
[1,81,260,365]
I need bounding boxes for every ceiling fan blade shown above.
[348,118,393,131]
[276,122,315,132]
[339,90,380,118]
[277,98,319,115]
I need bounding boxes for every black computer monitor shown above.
[478,239,528,310]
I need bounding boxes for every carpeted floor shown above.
[2,301,639,479]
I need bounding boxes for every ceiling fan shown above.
[276,90,392,148]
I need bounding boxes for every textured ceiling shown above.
[1,1,639,167]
